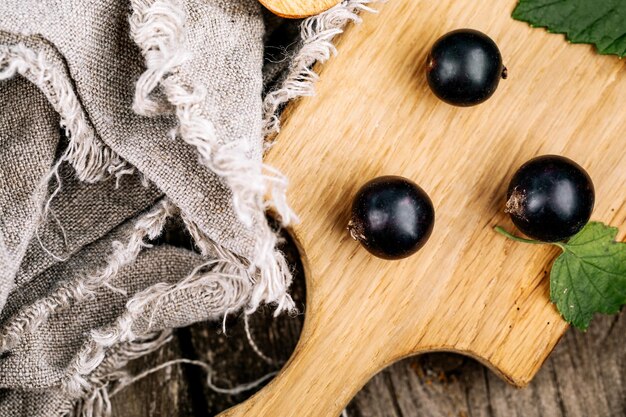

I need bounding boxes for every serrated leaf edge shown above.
[512,3,626,58]
[550,222,626,330]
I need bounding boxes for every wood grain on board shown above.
[258,0,341,18]
[217,0,626,416]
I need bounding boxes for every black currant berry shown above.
[506,155,595,242]
[426,29,507,106]
[348,176,435,260]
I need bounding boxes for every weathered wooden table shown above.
[112,235,626,417]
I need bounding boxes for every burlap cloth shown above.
[0,0,372,415]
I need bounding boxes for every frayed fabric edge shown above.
[0,43,132,184]
[63,330,174,417]
[0,199,177,354]
[127,0,298,329]
[127,0,298,312]
[59,208,295,401]
[0,197,292,417]
[0,197,295,412]
[67,343,277,417]
[128,0,298,230]
[0,197,295,352]
[0,42,138,266]
[59,229,256,400]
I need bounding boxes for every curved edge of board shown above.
[215,300,561,417]
[258,0,341,18]
[214,227,562,417]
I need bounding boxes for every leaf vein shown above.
[522,0,568,13]
[564,256,583,326]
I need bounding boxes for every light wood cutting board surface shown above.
[220,1,626,416]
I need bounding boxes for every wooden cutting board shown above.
[221,1,626,416]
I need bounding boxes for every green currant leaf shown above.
[512,0,626,58]
[550,222,626,330]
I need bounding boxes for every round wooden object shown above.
[259,0,341,18]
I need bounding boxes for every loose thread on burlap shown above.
[243,314,276,366]
[73,356,277,417]
[34,158,71,262]
[68,330,174,417]
[111,359,277,397]
[0,199,177,354]
[62,261,253,397]
[262,0,379,142]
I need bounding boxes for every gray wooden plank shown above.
[110,335,195,417]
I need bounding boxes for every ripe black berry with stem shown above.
[348,176,435,260]
[426,29,507,106]
[505,155,595,242]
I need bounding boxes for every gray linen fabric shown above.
[0,0,371,414]
[0,75,60,310]
[0,0,263,255]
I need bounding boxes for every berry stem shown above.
[494,226,567,251]
[494,226,543,245]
